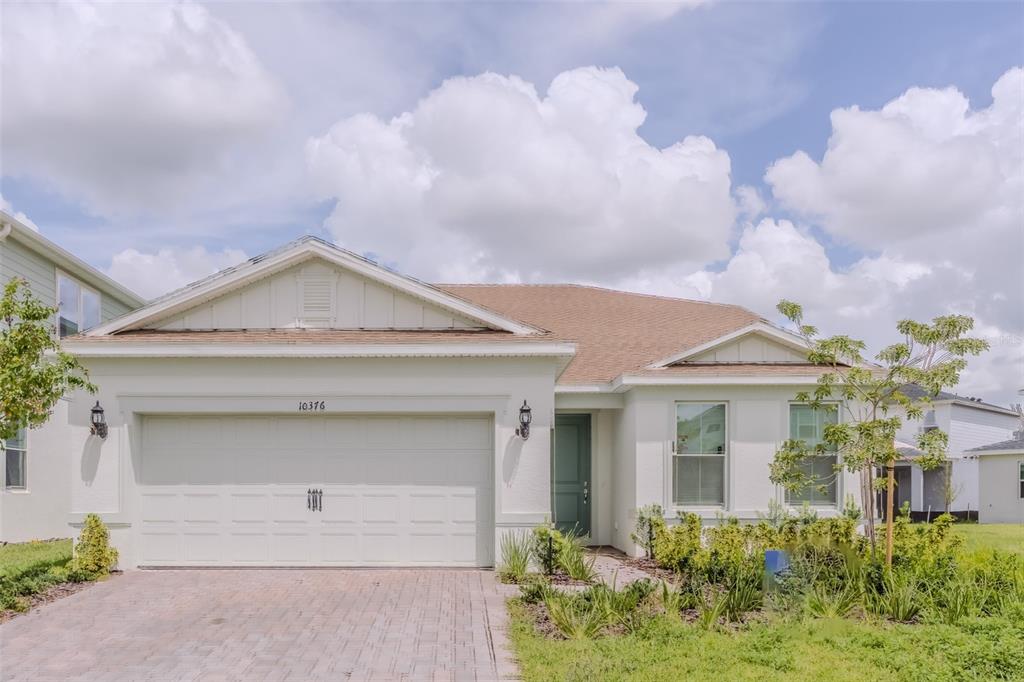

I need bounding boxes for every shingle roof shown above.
[65,329,549,345]
[439,284,762,384]
[897,383,1016,416]
[967,435,1024,453]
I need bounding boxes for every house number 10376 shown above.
[298,400,326,412]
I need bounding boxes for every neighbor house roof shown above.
[440,284,769,385]
[0,210,145,308]
[967,434,1024,455]
[897,383,1017,417]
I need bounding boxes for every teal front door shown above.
[552,414,591,537]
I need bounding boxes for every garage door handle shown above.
[314,488,323,512]
[307,489,312,510]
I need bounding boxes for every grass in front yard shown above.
[0,539,73,611]
[0,539,72,578]
[952,524,1024,556]
[508,601,1024,682]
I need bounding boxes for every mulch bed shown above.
[622,556,676,582]
[0,573,118,624]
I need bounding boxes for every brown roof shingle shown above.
[439,284,762,384]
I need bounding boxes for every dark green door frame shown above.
[552,413,592,537]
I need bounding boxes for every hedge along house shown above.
[58,236,862,568]
[0,210,145,542]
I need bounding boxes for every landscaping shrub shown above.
[631,504,663,559]
[70,513,118,578]
[519,574,553,605]
[498,530,533,584]
[532,525,568,576]
[543,591,610,640]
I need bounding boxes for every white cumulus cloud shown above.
[106,246,248,300]
[0,1,287,216]
[0,195,39,232]
[307,67,737,283]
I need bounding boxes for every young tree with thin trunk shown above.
[1,277,94,453]
[768,300,988,567]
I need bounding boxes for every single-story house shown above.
[51,235,862,568]
[968,433,1024,524]
[894,386,1020,520]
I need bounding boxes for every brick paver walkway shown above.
[0,569,518,681]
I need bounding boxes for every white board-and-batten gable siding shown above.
[148,259,483,330]
[687,334,807,363]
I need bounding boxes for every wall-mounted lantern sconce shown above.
[515,400,532,440]
[90,401,108,439]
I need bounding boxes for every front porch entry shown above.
[552,413,592,537]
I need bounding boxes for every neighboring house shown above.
[893,385,1019,520]
[0,211,145,542]
[50,235,866,569]
[968,432,1024,523]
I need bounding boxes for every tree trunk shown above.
[885,463,895,569]
[861,463,876,552]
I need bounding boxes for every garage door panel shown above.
[138,414,493,566]
[321,492,359,523]
[322,454,361,483]
[183,533,221,562]
[228,533,269,562]
[362,493,401,523]
[140,532,179,562]
[271,533,313,562]
[270,490,313,524]
[183,493,221,522]
[140,492,179,523]
[230,492,269,523]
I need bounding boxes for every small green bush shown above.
[70,513,118,578]
[544,591,610,639]
[631,504,663,559]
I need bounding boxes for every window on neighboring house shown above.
[4,428,27,490]
[673,402,726,506]
[787,404,839,506]
[1019,462,1023,500]
[57,273,101,337]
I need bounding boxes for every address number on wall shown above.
[298,400,327,412]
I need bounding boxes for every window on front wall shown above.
[787,404,839,506]
[58,274,101,338]
[4,428,27,489]
[673,402,726,506]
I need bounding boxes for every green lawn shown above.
[0,539,73,611]
[0,539,72,579]
[953,524,1024,556]
[509,603,1024,682]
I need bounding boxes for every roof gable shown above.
[91,237,540,335]
[648,322,810,368]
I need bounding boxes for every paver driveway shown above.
[0,569,518,681]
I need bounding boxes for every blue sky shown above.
[1,1,1022,402]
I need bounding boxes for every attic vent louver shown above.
[300,279,334,327]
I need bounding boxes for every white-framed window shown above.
[4,428,27,490]
[786,404,839,506]
[673,402,726,506]
[57,272,101,338]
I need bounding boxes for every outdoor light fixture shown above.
[90,401,108,439]
[516,400,532,440]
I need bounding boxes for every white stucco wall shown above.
[0,400,74,542]
[615,384,861,555]
[57,355,560,568]
[977,454,1024,523]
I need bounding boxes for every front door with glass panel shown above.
[553,414,591,537]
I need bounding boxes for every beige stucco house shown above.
[35,234,868,569]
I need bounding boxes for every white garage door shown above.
[137,414,493,567]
